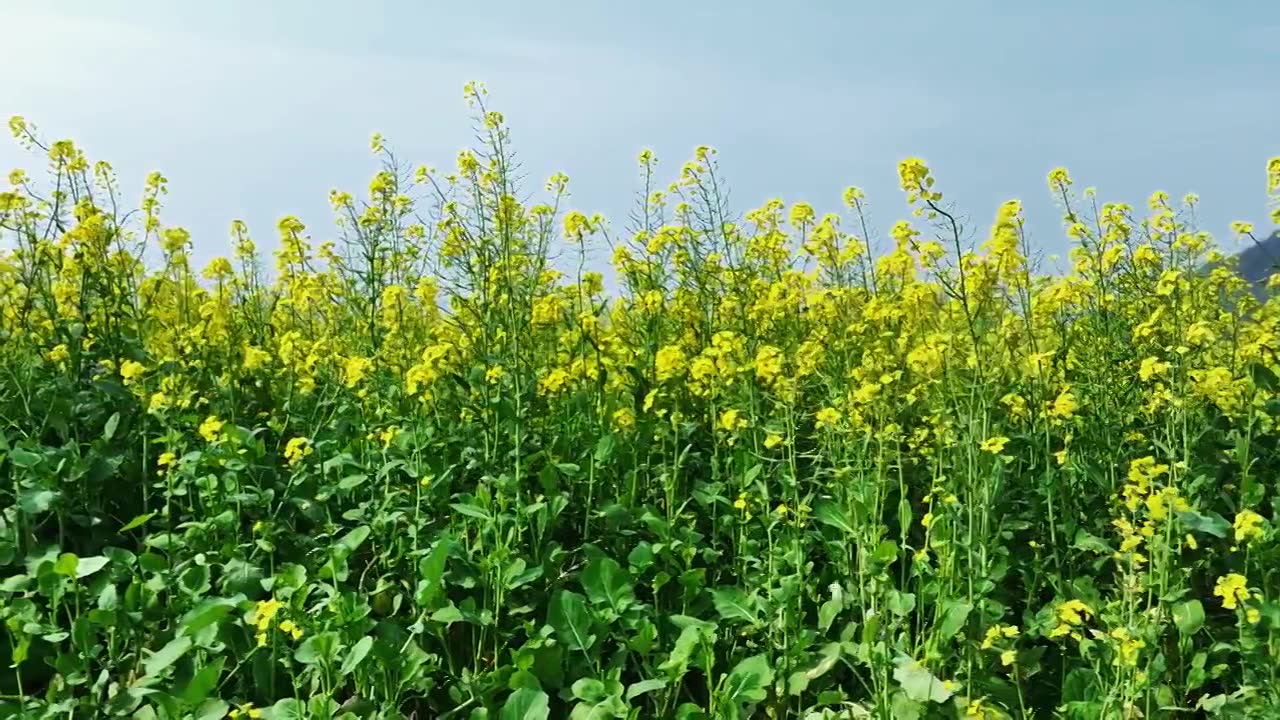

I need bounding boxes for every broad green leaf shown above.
[339,635,374,676]
[594,434,617,463]
[580,555,634,610]
[336,525,371,553]
[625,679,667,700]
[120,512,156,532]
[787,643,841,696]
[294,631,341,666]
[818,596,842,633]
[142,636,193,678]
[54,552,79,577]
[547,590,595,652]
[1071,529,1113,555]
[431,603,464,625]
[194,700,230,720]
[811,499,855,534]
[74,555,110,579]
[1061,668,1101,702]
[659,618,715,676]
[182,656,224,705]
[415,535,452,609]
[338,473,368,490]
[892,657,951,703]
[570,678,608,702]
[712,587,761,625]
[886,591,916,617]
[1178,510,1230,538]
[9,448,42,468]
[722,653,773,705]
[180,598,236,637]
[936,600,972,640]
[500,687,550,720]
[1173,599,1205,636]
[104,412,120,440]
[264,698,305,719]
[450,502,492,521]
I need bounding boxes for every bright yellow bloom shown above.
[284,437,312,466]
[1049,390,1078,419]
[979,436,1009,454]
[719,408,748,433]
[242,345,271,372]
[655,345,687,382]
[278,619,303,641]
[228,703,262,719]
[1213,573,1250,609]
[119,360,146,385]
[763,432,784,449]
[199,416,225,443]
[1234,509,1265,544]
[814,407,841,430]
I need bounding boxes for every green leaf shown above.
[431,603,464,625]
[336,525,371,553]
[811,499,855,534]
[120,512,156,532]
[1061,668,1100,702]
[936,600,972,640]
[182,656,225,705]
[264,698,306,719]
[1178,510,1230,538]
[818,595,842,633]
[9,448,42,468]
[180,598,236,637]
[659,618,716,676]
[547,590,595,652]
[142,636,193,678]
[415,535,452,609]
[722,653,773,705]
[18,489,58,514]
[892,656,951,703]
[104,412,120,441]
[886,591,916,617]
[571,678,608,702]
[451,502,492,521]
[338,473,368,491]
[500,687,550,720]
[1071,529,1113,555]
[339,635,374,676]
[594,434,617,463]
[580,555,634,610]
[625,679,667,701]
[787,643,841,695]
[74,555,110,579]
[294,631,341,666]
[194,700,231,720]
[54,552,79,577]
[1173,599,1205,636]
[712,587,761,625]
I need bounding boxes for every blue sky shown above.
[3,0,1277,277]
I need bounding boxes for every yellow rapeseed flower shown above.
[198,416,225,443]
[119,360,146,385]
[814,407,841,430]
[284,437,312,466]
[979,436,1009,454]
[1213,573,1250,610]
[1233,509,1265,544]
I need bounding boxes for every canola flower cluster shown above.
[4,88,1280,718]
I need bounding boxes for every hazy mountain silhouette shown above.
[1232,230,1280,298]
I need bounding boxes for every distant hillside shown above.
[1234,230,1280,294]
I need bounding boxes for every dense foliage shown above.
[3,84,1280,719]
